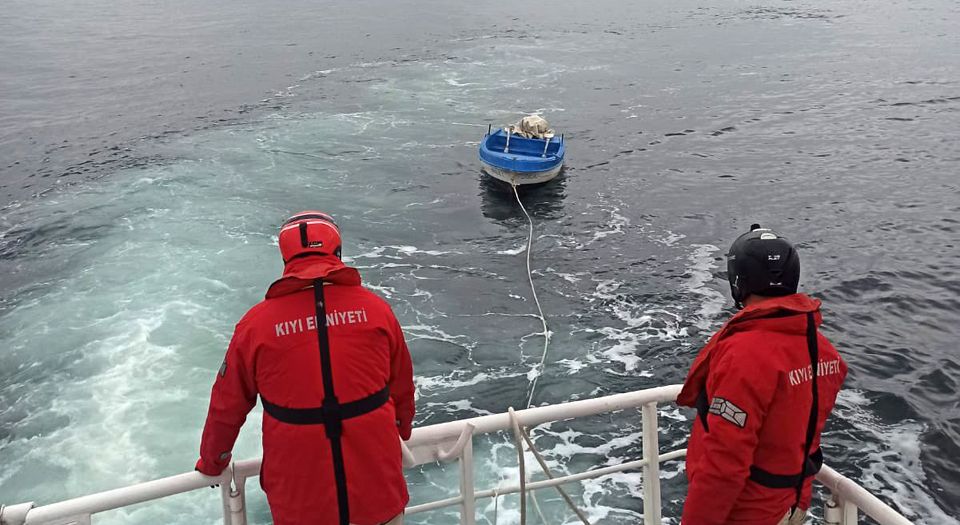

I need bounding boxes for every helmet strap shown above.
[730,276,745,309]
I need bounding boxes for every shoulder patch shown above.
[709,397,748,428]
[219,358,228,378]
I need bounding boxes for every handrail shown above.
[8,470,233,525]
[0,384,914,525]
[409,384,682,444]
[816,465,914,525]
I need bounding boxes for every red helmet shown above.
[278,211,342,263]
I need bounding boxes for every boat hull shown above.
[478,128,565,186]
[480,160,563,186]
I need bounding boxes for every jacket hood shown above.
[676,293,822,407]
[265,255,362,299]
[724,293,822,336]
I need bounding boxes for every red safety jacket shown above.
[196,255,416,525]
[677,294,847,525]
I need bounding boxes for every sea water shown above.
[1,0,959,523]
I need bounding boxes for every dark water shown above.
[1,0,958,523]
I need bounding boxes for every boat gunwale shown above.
[479,129,565,173]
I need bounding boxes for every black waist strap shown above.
[749,447,823,489]
[261,385,390,426]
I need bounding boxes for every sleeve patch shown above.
[219,358,228,378]
[709,397,748,428]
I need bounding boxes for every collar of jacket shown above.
[676,293,822,407]
[265,255,362,299]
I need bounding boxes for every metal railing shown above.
[0,384,914,525]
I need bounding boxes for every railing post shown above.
[641,402,662,524]
[842,499,859,524]
[824,496,842,524]
[437,424,477,525]
[460,436,475,525]
[825,492,859,525]
[219,483,233,525]
[228,475,249,525]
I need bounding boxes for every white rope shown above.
[508,407,593,525]
[511,181,551,410]
[510,181,550,522]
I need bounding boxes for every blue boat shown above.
[479,127,565,186]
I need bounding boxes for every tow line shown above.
[510,182,552,410]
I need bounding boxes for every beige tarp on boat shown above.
[506,115,555,139]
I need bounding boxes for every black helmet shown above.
[726,224,800,308]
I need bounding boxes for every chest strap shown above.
[312,279,349,525]
[259,280,361,525]
[261,385,389,426]
[748,312,822,508]
[319,280,352,525]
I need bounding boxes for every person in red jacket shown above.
[195,211,415,525]
[678,224,847,525]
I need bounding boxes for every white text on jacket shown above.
[788,359,842,386]
[274,309,369,337]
